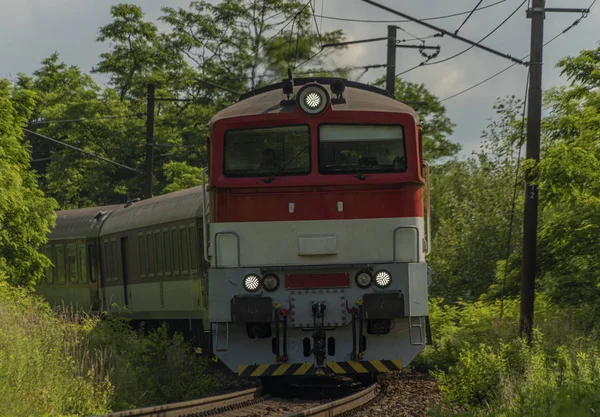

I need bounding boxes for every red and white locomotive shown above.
[205,77,431,377]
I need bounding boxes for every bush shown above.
[85,313,216,410]
[423,298,600,417]
[0,282,111,416]
[0,283,217,416]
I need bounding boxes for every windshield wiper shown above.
[325,163,367,180]
[263,146,309,183]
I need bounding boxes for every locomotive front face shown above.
[206,80,431,377]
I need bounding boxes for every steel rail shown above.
[280,383,379,417]
[92,387,264,417]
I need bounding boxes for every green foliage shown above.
[374,76,459,162]
[0,283,216,415]
[86,313,215,410]
[428,96,525,302]
[424,298,600,417]
[509,42,600,325]
[0,282,111,416]
[0,79,57,288]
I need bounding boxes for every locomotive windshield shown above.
[319,125,407,174]
[224,125,310,177]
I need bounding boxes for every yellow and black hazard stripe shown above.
[238,360,402,377]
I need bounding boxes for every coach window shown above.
[156,230,164,277]
[87,244,97,283]
[146,232,155,278]
[179,226,189,275]
[137,233,146,279]
[163,229,171,277]
[319,125,407,174]
[78,245,87,283]
[103,240,110,281]
[188,224,198,274]
[171,228,180,276]
[55,245,66,284]
[68,243,78,283]
[224,125,310,178]
[110,239,118,281]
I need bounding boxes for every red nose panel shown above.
[285,273,351,289]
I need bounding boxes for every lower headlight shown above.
[243,274,261,292]
[374,270,392,288]
[355,271,373,288]
[263,274,280,291]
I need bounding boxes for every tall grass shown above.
[0,283,111,416]
[0,282,216,416]
[420,297,600,417]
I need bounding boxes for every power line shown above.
[29,114,145,125]
[259,0,312,54]
[23,128,143,173]
[439,4,595,102]
[315,0,508,24]
[395,0,528,77]
[362,0,526,66]
[455,0,484,34]
[500,71,529,319]
[310,0,323,48]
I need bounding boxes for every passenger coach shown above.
[205,78,432,377]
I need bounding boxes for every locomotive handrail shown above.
[201,167,210,264]
[424,160,431,257]
[393,225,420,263]
[214,231,241,268]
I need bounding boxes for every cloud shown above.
[1,0,598,155]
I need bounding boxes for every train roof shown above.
[209,78,419,130]
[99,186,205,236]
[50,205,120,240]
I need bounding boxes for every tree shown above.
[160,0,345,92]
[528,44,600,319]
[375,76,459,162]
[428,96,525,302]
[0,79,57,288]
[19,53,146,208]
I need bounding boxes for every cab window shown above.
[319,125,406,174]
[224,125,310,177]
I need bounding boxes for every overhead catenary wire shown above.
[29,114,145,125]
[259,0,312,55]
[395,0,528,77]
[314,0,508,24]
[310,0,323,49]
[499,70,530,319]
[23,128,143,173]
[362,0,526,66]
[455,0,484,34]
[439,3,596,102]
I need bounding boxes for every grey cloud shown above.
[1,0,597,155]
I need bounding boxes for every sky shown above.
[1,0,599,156]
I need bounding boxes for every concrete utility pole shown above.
[520,1,591,342]
[386,25,397,97]
[519,0,545,342]
[144,83,155,199]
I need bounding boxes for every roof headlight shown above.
[263,274,280,292]
[243,274,261,292]
[374,270,392,288]
[297,84,328,115]
[355,271,373,289]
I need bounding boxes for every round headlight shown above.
[374,270,392,288]
[263,274,280,292]
[355,271,373,289]
[297,84,328,115]
[243,274,261,292]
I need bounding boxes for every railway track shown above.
[94,382,378,417]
